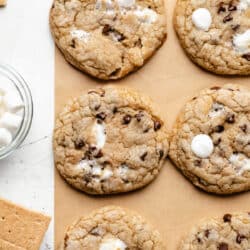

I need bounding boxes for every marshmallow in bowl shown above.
[0,86,24,149]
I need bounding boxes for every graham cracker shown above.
[0,239,25,250]
[0,198,51,250]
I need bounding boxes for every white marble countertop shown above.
[0,0,54,249]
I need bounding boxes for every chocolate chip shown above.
[210,86,221,90]
[113,107,118,113]
[74,139,85,149]
[123,115,132,124]
[159,150,164,160]
[240,124,247,133]
[96,112,106,120]
[94,104,101,111]
[140,152,148,161]
[218,243,228,250]
[154,121,161,131]
[90,228,100,236]
[223,213,232,222]
[102,24,112,35]
[110,67,121,77]
[70,39,76,48]
[242,53,250,61]
[226,114,235,123]
[223,13,233,23]
[205,229,210,238]
[228,2,237,11]
[197,237,202,243]
[135,112,143,122]
[214,138,221,146]
[143,128,150,133]
[194,159,202,166]
[88,89,105,97]
[218,3,226,13]
[95,150,103,158]
[214,125,224,133]
[90,146,97,152]
[236,234,245,244]
[231,24,240,31]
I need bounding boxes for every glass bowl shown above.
[0,64,33,159]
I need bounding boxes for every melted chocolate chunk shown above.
[228,1,237,11]
[214,125,224,133]
[159,150,164,160]
[194,159,202,166]
[70,39,76,48]
[226,114,235,123]
[223,213,232,222]
[218,243,228,250]
[231,24,240,31]
[154,121,161,131]
[240,124,247,133]
[223,13,233,23]
[218,2,226,13]
[123,115,132,124]
[236,234,245,244]
[96,112,106,120]
[140,152,148,161]
[102,24,112,35]
[205,229,210,238]
[242,53,250,61]
[95,150,103,158]
[74,139,85,149]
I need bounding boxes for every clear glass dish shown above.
[0,64,33,159]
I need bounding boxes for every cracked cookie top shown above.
[169,84,250,194]
[53,86,169,195]
[174,0,250,75]
[62,206,165,249]
[179,212,250,250]
[50,0,167,80]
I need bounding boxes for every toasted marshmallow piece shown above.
[117,0,135,8]
[0,128,12,148]
[192,8,212,31]
[134,8,158,23]
[239,0,250,10]
[99,238,127,250]
[233,29,250,54]
[191,134,214,158]
[92,122,106,149]
[0,112,23,133]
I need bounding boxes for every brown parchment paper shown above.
[55,0,250,248]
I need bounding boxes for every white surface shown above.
[0,0,54,249]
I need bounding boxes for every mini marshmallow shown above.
[192,8,212,31]
[239,0,250,10]
[191,134,214,158]
[3,92,24,113]
[229,153,250,175]
[70,30,90,42]
[117,0,135,8]
[0,112,23,133]
[99,238,127,250]
[134,8,158,23]
[92,122,106,149]
[0,128,12,148]
[233,29,250,54]
[92,165,102,176]
[101,168,113,180]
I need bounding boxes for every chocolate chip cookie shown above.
[54,86,168,195]
[61,206,165,249]
[50,0,167,80]
[169,84,250,195]
[174,0,250,75]
[180,212,250,250]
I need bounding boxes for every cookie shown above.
[0,198,51,250]
[169,84,250,194]
[61,206,165,249]
[174,0,250,75]
[50,0,167,80]
[54,86,169,195]
[179,212,250,250]
[0,0,6,7]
